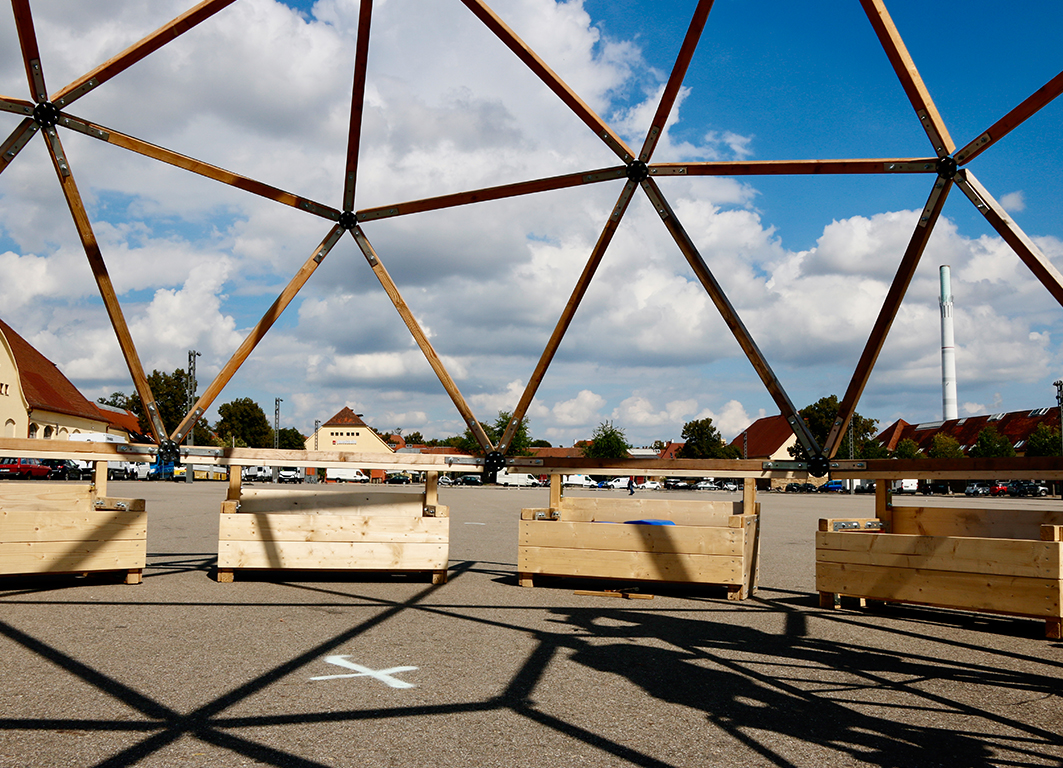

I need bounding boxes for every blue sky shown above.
[1,0,1061,448]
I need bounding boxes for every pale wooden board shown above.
[1,508,147,542]
[238,488,426,516]
[519,520,744,556]
[815,561,1061,618]
[218,541,448,570]
[518,546,744,584]
[558,497,740,526]
[219,513,448,544]
[817,531,1062,579]
[892,506,1063,539]
[0,538,145,573]
[0,483,94,513]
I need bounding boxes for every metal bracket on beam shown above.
[600,131,633,164]
[59,115,109,140]
[884,161,936,173]
[117,444,158,456]
[640,180,669,220]
[357,208,398,222]
[830,461,866,470]
[582,168,626,183]
[299,200,340,221]
[649,166,688,176]
[0,99,32,117]
[832,520,884,532]
[762,460,807,471]
[44,128,70,176]
[3,121,39,161]
[54,78,99,108]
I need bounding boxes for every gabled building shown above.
[728,414,800,490]
[1,318,112,440]
[304,407,395,454]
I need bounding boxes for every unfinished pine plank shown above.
[560,497,739,526]
[741,512,759,597]
[0,483,94,512]
[0,539,145,573]
[816,531,1062,579]
[218,541,447,571]
[518,546,744,584]
[237,489,426,516]
[0,509,147,542]
[519,520,744,556]
[815,561,1061,618]
[219,513,448,544]
[892,507,1063,539]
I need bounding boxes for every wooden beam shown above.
[11,0,46,101]
[498,179,637,453]
[458,0,634,163]
[639,0,715,162]
[825,177,952,457]
[860,0,953,157]
[0,118,39,175]
[357,166,625,223]
[351,226,494,452]
[956,170,1063,307]
[642,177,821,457]
[173,225,345,443]
[45,129,167,443]
[51,0,239,107]
[956,70,1063,165]
[662,158,939,176]
[342,0,374,212]
[72,119,339,220]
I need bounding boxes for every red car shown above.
[0,457,52,480]
[989,481,1009,496]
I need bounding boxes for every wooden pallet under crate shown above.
[0,482,146,584]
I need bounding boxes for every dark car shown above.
[1015,481,1048,497]
[964,482,990,497]
[0,457,51,480]
[458,474,483,486]
[39,458,86,481]
[385,472,412,484]
[664,478,691,490]
[1006,480,1026,497]
[785,482,803,493]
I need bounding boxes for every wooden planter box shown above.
[0,482,146,584]
[218,485,449,583]
[519,496,760,599]
[817,505,1063,639]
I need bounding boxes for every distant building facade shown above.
[876,408,1061,456]
[304,407,395,454]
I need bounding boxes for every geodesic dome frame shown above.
[2,0,1061,475]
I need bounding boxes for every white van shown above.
[496,469,539,487]
[326,467,369,483]
[68,432,139,479]
[892,479,918,494]
[563,474,595,488]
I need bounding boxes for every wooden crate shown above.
[518,489,760,599]
[217,480,449,583]
[817,504,1063,639]
[0,482,146,584]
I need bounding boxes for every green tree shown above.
[530,439,552,448]
[456,411,533,456]
[1024,423,1061,457]
[276,427,306,450]
[787,395,879,460]
[215,398,273,448]
[404,431,425,445]
[968,424,1016,458]
[582,421,630,459]
[678,417,740,459]
[927,433,964,459]
[98,369,211,443]
[890,438,922,460]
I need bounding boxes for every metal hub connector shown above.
[807,454,830,478]
[935,156,958,180]
[626,160,649,183]
[32,101,60,128]
[158,440,181,466]
[338,210,358,231]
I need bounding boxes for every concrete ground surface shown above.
[0,482,1060,768]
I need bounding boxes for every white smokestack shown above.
[939,265,958,420]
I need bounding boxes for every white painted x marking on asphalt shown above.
[308,655,418,688]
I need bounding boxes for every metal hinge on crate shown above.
[832,520,884,531]
[534,510,560,521]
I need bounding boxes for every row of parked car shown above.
[965,480,1049,497]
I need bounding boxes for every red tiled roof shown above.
[657,441,684,460]
[876,408,1061,455]
[1,318,104,423]
[728,414,794,459]
[322,406,369,428]
[95,401,145,438]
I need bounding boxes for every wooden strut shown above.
[10,0,46,102]
[0,118,38,174]
[666,158,940,176]
[351,226,494,453]
[640,176,822,458]
[860,0,953,157]
[50,0,239,108]
[824,177,952,457]
[956,70,1063,165]
[173,225,346,443]
[342,0,374,213]
[498,179,638,453]
[458,0,634,163]
[44,129,167,444]
[956,170,1063,308]
[638,0,715,163]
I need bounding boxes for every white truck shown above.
[496,469,540,487]
[891,479,918,494]
[326,467,370,483]
[67,431,140,480]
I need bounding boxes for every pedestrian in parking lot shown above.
[627,476,635,495]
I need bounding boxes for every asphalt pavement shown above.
[0,482,1060,767]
